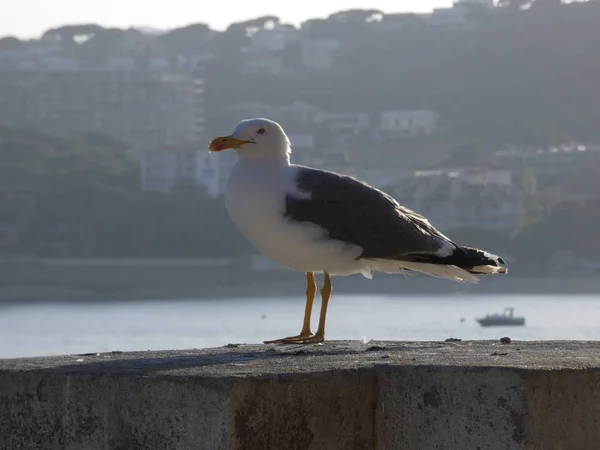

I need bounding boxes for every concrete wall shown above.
[1,340,600,449]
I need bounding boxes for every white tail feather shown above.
[470,265,508,275]
[366,259,480,284]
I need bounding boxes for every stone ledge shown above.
[1,340,600,450]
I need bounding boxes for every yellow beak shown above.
[208,135,254,152]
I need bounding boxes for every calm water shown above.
[1,294,600,359]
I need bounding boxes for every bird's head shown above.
[209,118,291,162]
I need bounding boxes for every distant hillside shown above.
[0,125,248,258]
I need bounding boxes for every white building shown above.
[394,168,521,231]
[140,143,223,197]
[288,133,315,150]
[240,54,284,75]
[313,112,371,135]
[293,149,356,177]
[121,30,162,54]
[300,38,342,70]
[0,55,205,151]
[223,101,323,125]
[460,168,512,186]
[380,110,440,137]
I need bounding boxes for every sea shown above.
[1,293,600,359]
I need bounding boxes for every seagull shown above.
[209,118,507,344]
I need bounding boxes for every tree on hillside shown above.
[41,24,106,45]
[241,16,280,29]
[0,36,23,50]
[512,193,600,262]
[0,125,251,257]
[159,23,213,53]
[76,28,129,58]
[327,9,384,23]
[300,9,383,39]
[531,0,563,7]
[210,20,252,54]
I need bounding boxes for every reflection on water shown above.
[1,294,600,358]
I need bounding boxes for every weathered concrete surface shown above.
[1,340,600,450]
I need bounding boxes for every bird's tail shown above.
[366,259,481,283]
[363,246,508,284]
[410,245,508,276]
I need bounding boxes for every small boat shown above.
[476,307,525,327]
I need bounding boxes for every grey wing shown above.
[284,166,454,260]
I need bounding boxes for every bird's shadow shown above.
[44,342,445,377]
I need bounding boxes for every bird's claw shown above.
[264,333,324,345]
[263,335,325,344]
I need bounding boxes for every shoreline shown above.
[1,274,599,303]
[0,256,597,303]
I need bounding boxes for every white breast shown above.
[224,161,363,275]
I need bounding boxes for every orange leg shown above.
[264,272,317,344]
[265,272,333,345]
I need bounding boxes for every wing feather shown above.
[284,166,454,260]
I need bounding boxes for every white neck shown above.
[235,144,292,166]
[235,154,290,172]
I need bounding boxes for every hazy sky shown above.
[3,0,453,38]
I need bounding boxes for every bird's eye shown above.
[257,128,266,135]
